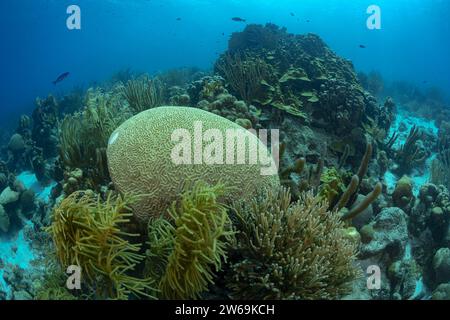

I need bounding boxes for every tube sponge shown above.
[106,106,280,224]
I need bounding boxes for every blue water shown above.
[1,0,449,130]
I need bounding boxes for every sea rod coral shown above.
[59,89,129,191]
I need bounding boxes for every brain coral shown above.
[107,106,280,223]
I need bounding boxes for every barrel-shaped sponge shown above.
[106,106,280,223]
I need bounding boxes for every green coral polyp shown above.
[319,168,346,205]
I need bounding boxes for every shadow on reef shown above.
[1,23,450,300]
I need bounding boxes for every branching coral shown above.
[145,182,234,300]
[59,89,128,188]
[279,141,382,222]
[32,95,59,158]
[336,142,383,220]
[319,167,346,205]
[121,76,164,113]
[396,125,427,174]
[215,52,269,103]
[431,148,450,189]
[47,190,155,300]
[227,187,360,300]
[192,77,261,128]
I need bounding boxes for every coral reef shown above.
[358,71,384,97]
[215,52,270,104]
[157,67,205,88]
[433,248,450,284]
[395,126,427,175]
[360,207,409,258]
[392,175,414,210]
[58,88,129,192]
[120,75,165,114]
[34,258,78,300]
[0,204,9,233]
[431,148,450,190]
[185,76,261,128]
[1,21,449,302]
[32,95,59,158]
[278,140,382,226]
[432,283,450,300]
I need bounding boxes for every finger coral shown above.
[227,187,360,300]
[47,190,155,300]
[146,182,234,300]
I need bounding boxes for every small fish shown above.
[232,17,246,22]
[306,19,310,23]
[52,72,70,85]
[222,32,225,36]
[176,17,181,21]
[290,12,295,17]
[359,44,366,49]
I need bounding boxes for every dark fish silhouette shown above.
[232,17,246,22]
[52,72,70,85]
[359,44,366,49]
[290,12,295,16]
[306,19,310,22]
[176,17,181,21]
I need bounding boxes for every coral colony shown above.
[1,23,450,300]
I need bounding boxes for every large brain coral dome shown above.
[106,106,280,223]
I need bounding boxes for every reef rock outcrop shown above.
[360,207,409,258]
[216,23,387,135]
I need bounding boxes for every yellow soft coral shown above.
[47,190,155,300]
[146,182,234,299]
